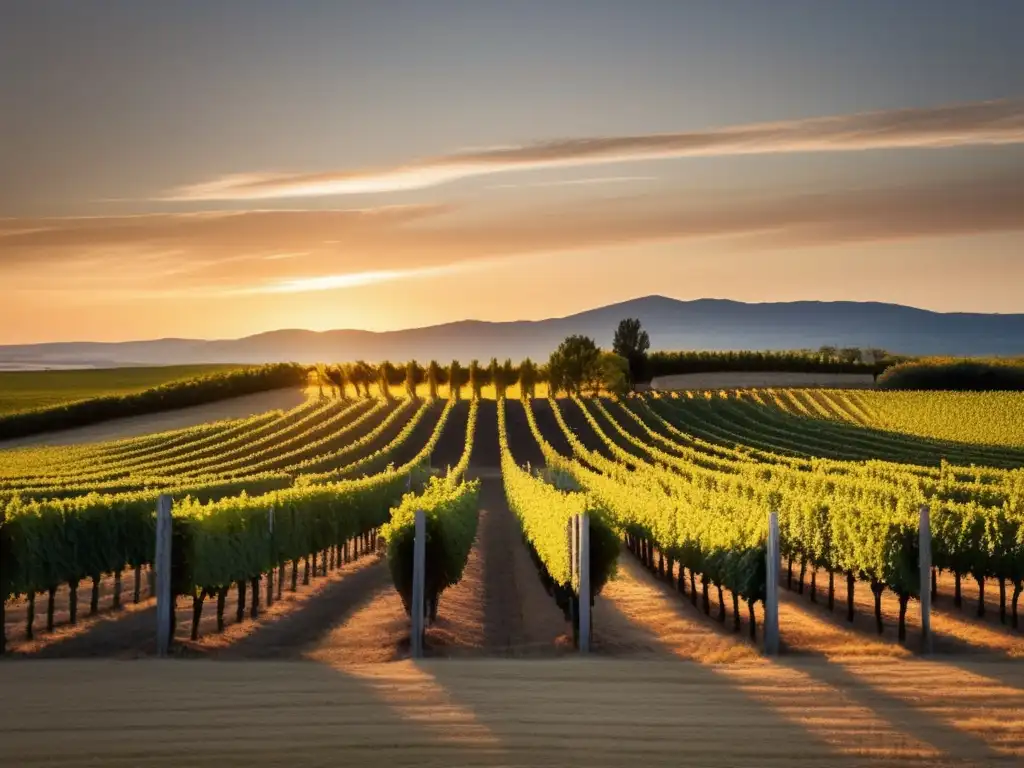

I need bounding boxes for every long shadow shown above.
[7,602,159,663]
[777,571,1024,665]
[613,543,763,652]
[778,657,1010,763]
[219,558,395,658]
[589,550,1010,764]
[429,590,856,766]
[0,656,484,766]
[776,585,984,658]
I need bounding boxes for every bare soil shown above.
[2,657,1021,767]
[425,474,571,657]
[225,474,569,663]
[430,399,470,470]
[590,550,1024,762]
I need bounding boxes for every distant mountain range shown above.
[3,296,1024,368]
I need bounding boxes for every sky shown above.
[2,0,1024,344]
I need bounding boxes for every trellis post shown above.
[266,506,275,606]
[764,509,780,656]
[578,512,591,653]
[155,494,173,657]
[920,504,933,654]
[411,509,426,658]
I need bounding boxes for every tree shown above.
[325,364,347,399]
[612,318,650,386]
[502,359,515,395]
[349,360,374,397]
[548,335,602,395]
[600,352,631,397]
[315,363,327,399]
[865,348,888,365]
[378,360,397,400]
[448,360,463,400]
[519,358,539,398]
[488,358,504,399]
[839,347,863,364]
[468,359,483,399]
[426,360,442,399]
[404,360,421,397]
[818,346,838,362]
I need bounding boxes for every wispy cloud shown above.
[4,174,1023,299]
[166,99,1024,201]
[486,175,656,190]
[235,265,463,295]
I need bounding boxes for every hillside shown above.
[3,296,1024,367]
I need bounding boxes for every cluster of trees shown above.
[313,318,651,400]
[0,363,308,441]
[315,358,545,400]
[314,319,924,400]
[816,346,890,365]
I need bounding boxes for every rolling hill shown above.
[3,296,1024,368]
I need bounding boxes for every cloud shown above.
[486,175,656,190]
[166,99,1024,200]
[3,174,1022,298]
[231,264,469,295]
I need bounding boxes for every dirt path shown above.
[308,473,571,661]
[430,399,470,470]
[427,474,570,657]
[503,398,546,467]
[0,387,307,449]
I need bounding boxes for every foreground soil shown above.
[2,657,1021,767]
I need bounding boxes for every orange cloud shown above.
[166,99,1024,200]
[3,175,1022,298]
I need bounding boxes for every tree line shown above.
[316,318,907,399]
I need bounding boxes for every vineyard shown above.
[2,383,1024,763]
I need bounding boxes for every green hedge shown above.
[646,350,891,380]
[877,359,1024,391]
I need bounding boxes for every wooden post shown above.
[155,494,173,657]
[411,510,426,659]
[920,504,933,654]
[764,509,780,656]
[0,505,8,656]
[566,516,577,635]
[266,507,275,606]
[579,512,591,654]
